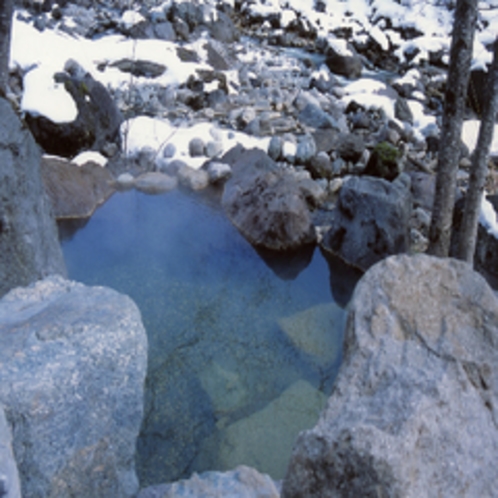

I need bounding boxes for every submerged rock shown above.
[0,98,66,298]
[0,276,148,498]
[138,466,279,498]
[283,254,498,497]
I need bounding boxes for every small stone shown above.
[162,143,176,158]
[189,137,206,157]
[206,141,223,158]
[134,172,177,194]
[268,136,283,161]
[178,165,209,190]
[207,162,232,184]
[116,173,135,190]
[329,177,343,195]
[295,135,317,165]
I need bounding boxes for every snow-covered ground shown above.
[7,0,498,207]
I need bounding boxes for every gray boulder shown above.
[222,148,316,251]
[325,42,362,79]
[41,155,115,218]
[0,276,148,498]
[0,98,66,298]
[0,406,21,498]
[321,174,412,271]
[138,466,279,498]
[283,254,498,497]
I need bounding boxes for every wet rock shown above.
[41,155,115,218]
[135,172,178,194]
[283,254,498,498]
[222,148,316,251]
[138,466,279,498]
[0,276,148,498]
[0,98,66,298]
[321,174,412,271]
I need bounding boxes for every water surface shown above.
[60,188,358,486]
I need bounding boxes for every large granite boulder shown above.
[0,406,21,498]
[282,254,498,497]
[25,61,122,158]
[222,147,316,251]
[321,174,412,271]
[138,466,279,498]
[41,155,115,218]
[0,98,66,298]
[0,276,148,498]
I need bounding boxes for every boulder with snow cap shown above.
[25,60,122,158]
[325,39,363,79]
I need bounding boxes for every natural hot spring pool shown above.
[58,187,361,487]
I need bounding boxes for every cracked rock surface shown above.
[283,254,498,498]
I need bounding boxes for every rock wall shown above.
[0,98,66,298]
[282,254,498,497]
[0,276,148,498]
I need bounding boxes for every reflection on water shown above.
[59,189,359,487]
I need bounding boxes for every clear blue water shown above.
[59,188,360,486]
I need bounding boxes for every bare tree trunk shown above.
[427,0,478,257]
[0,0,14,96]
[456,38,498,263]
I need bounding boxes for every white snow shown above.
[120,10,146,29]
[122,116,270,170]
[480,196,498,238]
[462,120,498,156]
[71,151,108,167]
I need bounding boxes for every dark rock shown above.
[25,63,122,158]
[189,137,206,157]
[0,276,148,498]
[336,133,365,163]
[222,148,316,251]
[307,152,333,180]
[283,254,498,498]
[204,40,232,71]
[0,98,66,298]
[110,59,166,78]
[40,155,114,219]
[394,96,414,124]
[362,141,402,181]
[176,46,199,63]
[325,43,362,79]
[321,174,412,271]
